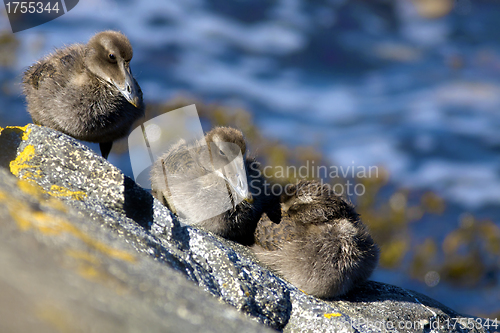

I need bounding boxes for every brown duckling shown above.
[22,30,144,159]
[151,126,280,245]
[253,180,379,298]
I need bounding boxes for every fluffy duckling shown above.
[253,181,379,298]
[23,30,144,159]
[151,127,280,245]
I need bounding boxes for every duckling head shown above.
[281,181,359,225]
[85,30,142,108]
[204,127,251,204]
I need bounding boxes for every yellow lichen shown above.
[9,144,36,177]
[16,179,67,212]
[0,124,30,135]
[17,178,43,197]
[49,185,87,201]
[14,167,86,202]
[1,189,135,263]
[19,124,31,141]
[0,124,135,294]
[6,125,35,178]
[7,131,87,201]
[324,313,342,319]
[25,169,42,179]
[0,124,31,140]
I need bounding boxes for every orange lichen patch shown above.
[0,125,32,170]
[1,189,136,264]
[0,124,31,144]
[0,124,30,135]
[16,170,86,202]
[49,185,87,201]
[324,313,342,319]
[8,125,35,177]
[25,211,135,263]
[9,144,36,177]
[11,202,72,236]
[12,151,86,201]
[24,169,42,179]
[17,178,44,197]
[6,128,87,201]
[19,124,32,140]
[16,179,67,212]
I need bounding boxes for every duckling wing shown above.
[23,45,84,91]
[24,61,56,91]
[254,212,296,251]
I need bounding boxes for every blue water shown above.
[1,0,499,318]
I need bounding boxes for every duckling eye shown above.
[108,53,116,61]
[218,149,225,156]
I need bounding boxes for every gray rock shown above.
[0,124,496,333]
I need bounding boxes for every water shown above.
[1,0,499,318]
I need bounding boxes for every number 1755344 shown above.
[5,2,60,14]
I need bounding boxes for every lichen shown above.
[324,313,342,319]
[49,185,87,201]
[1,185,136,264]
[9,144,36,178]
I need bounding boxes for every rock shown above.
[0,124,496,333]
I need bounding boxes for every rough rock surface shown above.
[0,124,497,333]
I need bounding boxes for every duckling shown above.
[22,30,144,159]
[151,126,280,245]
[253,181,379,298]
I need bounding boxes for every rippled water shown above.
[1,0,499,318]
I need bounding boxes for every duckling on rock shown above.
[151,126,280,245]
[22,30,144,159]
[253,180,379,299]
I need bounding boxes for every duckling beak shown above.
[215,169,251,203]
[229,171,250,201]
[113,65,141,108]
[207,141,252,204]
